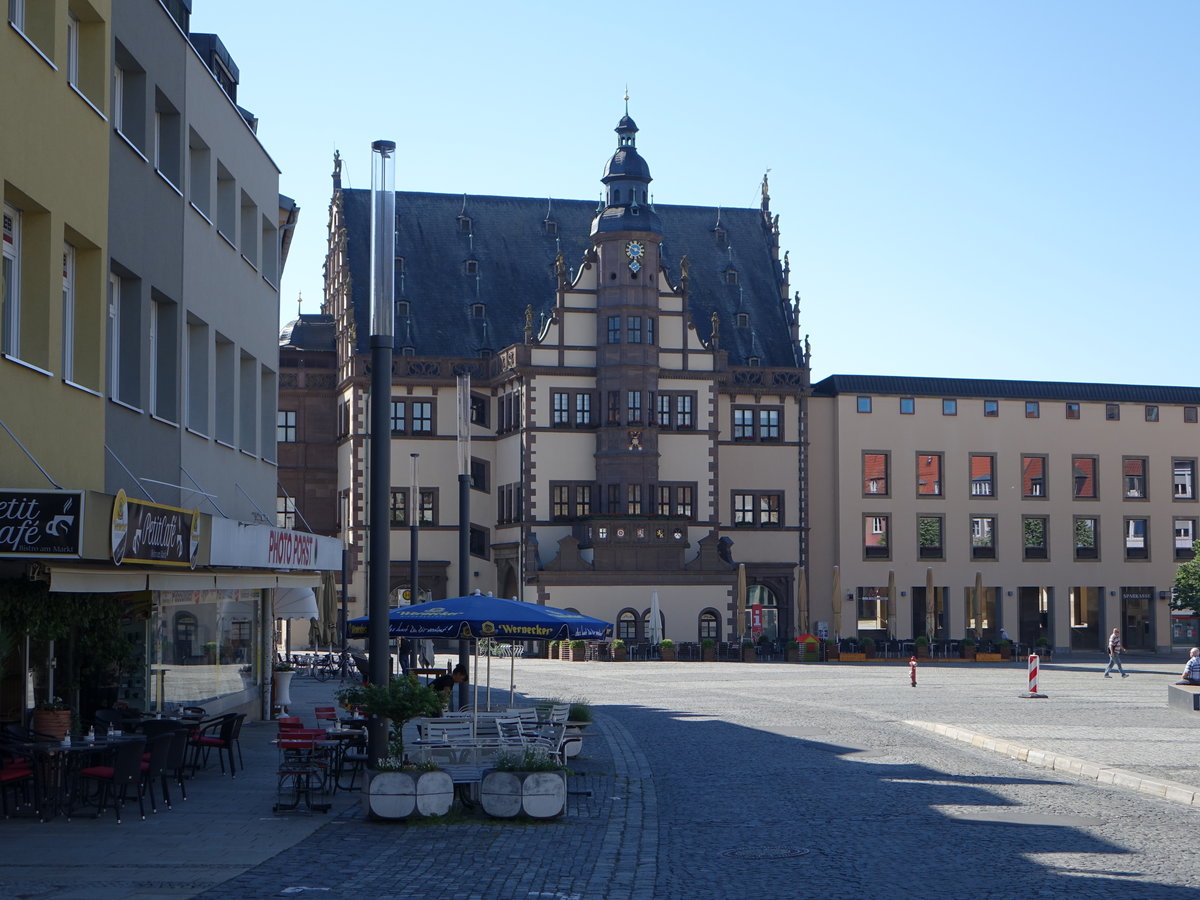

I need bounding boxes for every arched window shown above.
[698,610,719,641]
[617,609,637,640]
[744,584,780,641]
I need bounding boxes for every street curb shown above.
[905,719,1200,808]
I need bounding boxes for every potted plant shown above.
[960,637,977,660]
[480,746,568,819]
[33,696,72,741]
[610,638,627,661]
[859,636,876,659]
[741,640,756,663]
[569,639,588,662]
[1034,636,1052,661]
[701,638,716,662]
[658,638,676,661]
[997,639,1012,661]
[785,640,801,663]
[272,661,295,714]
[915,635,930,659]
[204,641,218,664]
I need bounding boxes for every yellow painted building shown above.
[1,0,110,490]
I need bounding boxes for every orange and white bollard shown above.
[1020,652,1048,698]
[909,655,918,687]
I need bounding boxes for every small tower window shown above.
[458,215,472,233]
[714,228,727,246]
[544,220,557,235]
[735,313,750,328]
[612,189,620,205]
[471,303,486,318]
[478,348,493,359]
[397,300,410,316]
[726,269,739,285]
[747,356,761,367]
[400,346,415,356]
[394,256,405,272]
[464,259,478,275]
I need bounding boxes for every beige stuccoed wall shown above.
[809,391,1187,652]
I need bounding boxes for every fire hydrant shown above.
[909,655,918,687]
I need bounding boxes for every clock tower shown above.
[590,111,664,516]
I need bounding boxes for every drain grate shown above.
[722,846,810,860]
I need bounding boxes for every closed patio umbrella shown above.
[648,591,663,647]
[735,564,747,641]
[795,566,808,636]
[925,567,936,638]
[831,566,842,640]
[885,570,896,638]
[973,570,984,638]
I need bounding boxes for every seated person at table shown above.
[430,664,467,700]
[1177,647,1200,685]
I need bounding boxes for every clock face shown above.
[625,241,644,260]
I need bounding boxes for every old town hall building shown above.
[282,112,1197,655]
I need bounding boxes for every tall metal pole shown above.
[409,452,420,672]
[456,375,471,711]
[366,139,395,766]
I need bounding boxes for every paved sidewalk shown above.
[1,652,1197,898]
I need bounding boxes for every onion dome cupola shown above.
[592,110,662,236]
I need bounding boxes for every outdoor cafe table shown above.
[6,735,141,821]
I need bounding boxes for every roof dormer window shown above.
[544,219,557,235]
[714,228,727,246]
[400,346,415,356]
[747,356,761,367]
[394,256,404,272]
[471,303,485,318]
[397,300,410,316]
[735,313,750,328]
[458,215,472,233]
[464,259,478,275]
[726,269,739,285]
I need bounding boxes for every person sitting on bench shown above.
[1176,647,1200,685]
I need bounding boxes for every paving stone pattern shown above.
[2,654,1199,898]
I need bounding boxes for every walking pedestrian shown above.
[1104,627,1127,678]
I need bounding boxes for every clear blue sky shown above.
[192,0,1198,386]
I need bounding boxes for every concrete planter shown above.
[961,647,977,660]
[915,645,931,659]
[701,647,716,662]
[839,652,867,661]
[611,647,627,661]
[975,652,1002,662]
[785,647,801,663]
[364,769,454,820]
[659,647,676,661]
[741,647,756,663]
[480,769,567,819]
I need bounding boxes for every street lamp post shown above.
[456,374,471,711]
[366,139,395,765]
[409,451,420,673]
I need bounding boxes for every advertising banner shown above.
[111,490,199,568]
[0,490,84,557]
[208,519,342,571]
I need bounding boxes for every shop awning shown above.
[50,568,148,593]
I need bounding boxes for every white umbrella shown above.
[648,591,663,647]
[886,570,896,638]
[735,564,747,641]
[831,566,842,640]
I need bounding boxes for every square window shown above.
[857,396,871,414]
[1145,405,1159,422]
[1106,403,1120,421]
[983,400,998,417]
[1065,402,1080,420]
[1186,407,1198,424]
[943,399,957,416]
[1025,401,1039,418]
[900,397,914,415]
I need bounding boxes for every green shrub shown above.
[658,638,674,649]
[701,638,715,649]
[492,747,564,772]
[859,636,875,652]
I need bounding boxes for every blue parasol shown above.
[346,594,612,642]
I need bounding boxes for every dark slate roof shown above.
[280,313,335,351]
[341,190,798,367]
[812,374,1200,404]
